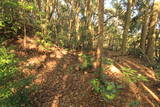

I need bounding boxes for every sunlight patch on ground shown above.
[104,64,123,80]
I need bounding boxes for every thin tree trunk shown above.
[155,33,158,57]
[75,4,81,50]
[23,23,27,48]
[140,5,149,52]
[121,0,132,55]
[36,0,41,11]
[86,0,93,49]
[43,0,51,35]
[95,0,104,71]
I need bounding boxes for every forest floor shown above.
[7,36,160,107]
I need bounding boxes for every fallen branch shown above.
[140,82,160,104]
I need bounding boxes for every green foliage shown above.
[128,48,144,58]
[19,1,35,11]
[0,21,5,28]
[155,64,160,79]
[36,31,53,48]
[0,0,36,37]
[91,79,123,101]
[78,54,93,70]
[121,67,148,83]
[36,39,52,48]
[0,45,33,107]
[67,66,74,71]
[156,64,160,72]
[129,100,140,107]
[56,34,68,47]
[102,57,114,65]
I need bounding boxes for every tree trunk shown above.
[95,0,104,71]
[43,0,51,35]
[86,0,93,49]
[75,3,81,50]
[23,23,27,48]
[121,0,132,55]
[146,0,160,64]
[36,0,41,11]
[140,3,149,52]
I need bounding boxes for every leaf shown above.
[106,84,114,90]
[117,85,123,89]
[104,93,116,100]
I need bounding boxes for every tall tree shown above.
[140,0,150,52]
[121,0,133,55]
[146,0,160,64]
[85,0,93,49]
[95,0,104,71]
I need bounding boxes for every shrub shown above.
[102,57,114,65]
[0,0,36,38]
[121,67,148,83]
[129,100,140,107]
[155,64,160,79]
[78,53,93,70]
[91,79,123,101]
[128,48,144,58]
[0,45,33,107]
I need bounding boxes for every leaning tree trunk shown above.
[146,0,160,64]
[95,0,104,71]
[121,0,132,55]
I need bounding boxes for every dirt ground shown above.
[10,36,160,107]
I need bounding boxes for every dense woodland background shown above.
[0,0,160,107]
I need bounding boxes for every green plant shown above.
[36,31,53,49]
[102,57,114,65]
[26,63,36,70]
[91,79,123,101]
[78,53,93,70]
[121,67,148,83]
[0,0,36,38]
[129,100,140,107]
[0,45,33,107]
[128,48,144,58]
[155,65,160,79]
[67,66,74,71]
[36,39,52,48]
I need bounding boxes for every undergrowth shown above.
[155,65,160,80]
[0,40,34,107]
[91,58,148,102]
[36,31,53,48]
[121,67,148,83]
[90,57,123,101]
[78,53,93,71]
[91,77,123,101]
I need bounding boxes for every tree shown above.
[121,0,133,55]
[140,0,150,52]
[95,0,104,71]
[146,0,160,64]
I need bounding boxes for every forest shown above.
[0,0,160,106]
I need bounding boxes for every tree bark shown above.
[86,0,93,49]
[95,0,104,71]
[140,2,149,52]
[146,0,160,64]
[121,0,132,55]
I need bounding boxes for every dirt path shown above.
[12,37,109,107]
